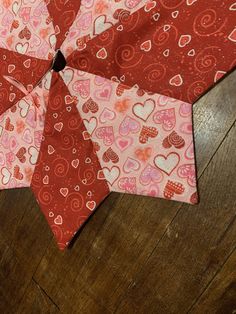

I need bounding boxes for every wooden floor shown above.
[0,71,236,314]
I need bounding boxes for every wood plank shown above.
[189,248,236,314]
[16,280,59,314]
[115,122,236,313]
[0,190,52,313]
[193,71,236,174]
[34,72,236,311]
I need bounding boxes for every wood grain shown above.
[190,248,236,314]
[16,280,59,314]
[0,189,52,313]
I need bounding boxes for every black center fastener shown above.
[52,50,67,72]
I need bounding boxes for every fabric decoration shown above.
[0,0,235,249]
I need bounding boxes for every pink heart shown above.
[9,136,18,152]
[179,102,192,117]
[99,108,116,123]
[22,128,33,144]
[0,152,5,166]
[118,177,136,193]
[31,16,41,29]
[26,110,37,129]
[177,164,196,187]
[95,126,114,146]
[94,83,112,101]
[1,132,9,149]
[115,136,133,152]
[72,80,90,98]
[119,115,140,136]
[123,158,140,173]
[139,164,163,185]
[6,152,15,168]
[54,215,63,225]
[60,188,69,197]
[153,108,176,131]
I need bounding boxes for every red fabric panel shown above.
[45,0,81,49]
[0,47,50,114]
[30,72,110,249]
[68,0,236,103]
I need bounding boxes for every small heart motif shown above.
[1,167,11,185]
[83,117,97,135]
[93,15,113,35]
[22,128,33,144]
[140,40,152,52]
[16,42,29,54]
[8,64,15,74]
[86,201,96,211]
[102,166,120,185]
[96,47,107,59]
[171,11,179,18]
[115,136,133,151]
[60,188,69,197]
[187,49,195,56]
[153,108,176,131]
[177,164,196,187]
[119,115,140,136]
[229,3,236,10]
[152,13,160,21]
[164,24,171,31]
[95,126,114,145]
[162,131,185,149]
[54,122,63,132]
[164,180,185,200]
[28,146,38,165]
[99,108,116,123]
[18,99,30,117]
[71,159,79,168]
[178,34,191,47]
[82,97,98,113]
[65,95,77,105]
[102,147,119,163]
[132,98,155,121]
[186,0,197,5]
[139,126,158,144]
[140,164,163,185]
[97,170,106,180]
[144,0,156,12]
[43,175,49,185]
[123,158,140,173]
[214,71,226,83]
[54,215,63,225]
[163,49,170,57]
[48,145,55,155]
[169,74,183,86]
[23,59,31,68]
[228,28,236,42]
[154,152,180,175]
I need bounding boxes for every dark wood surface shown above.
[0,71,235,314]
